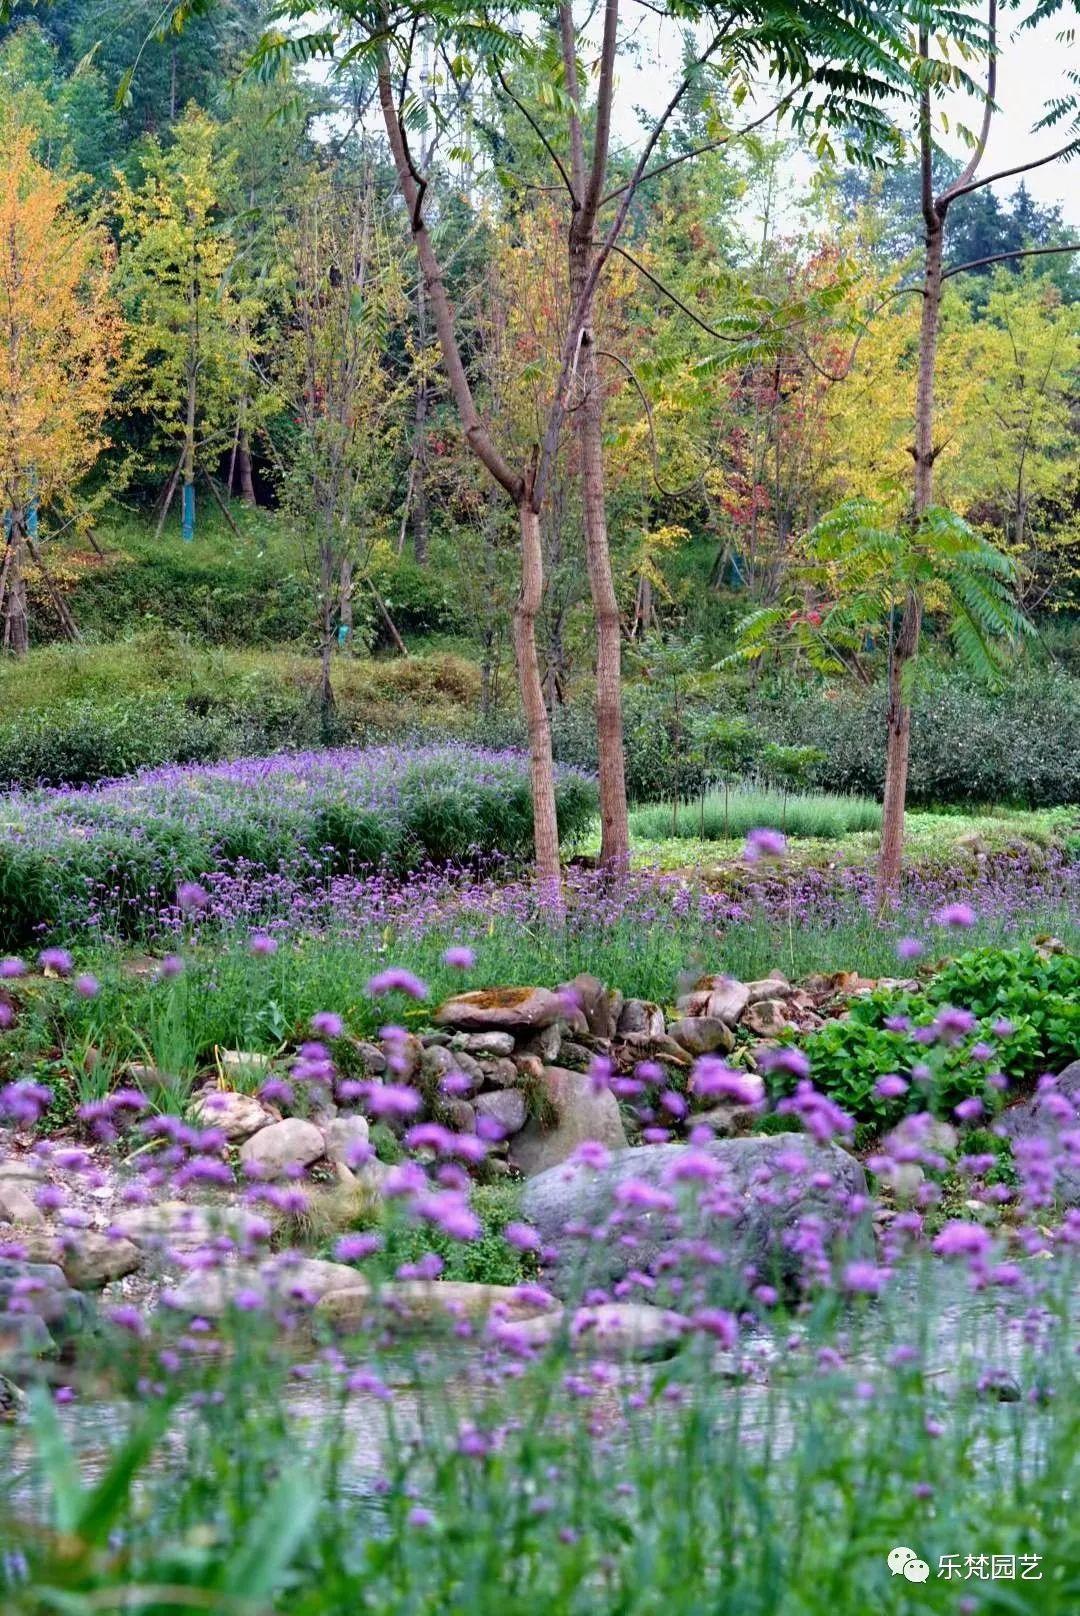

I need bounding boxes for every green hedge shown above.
[763,667,1080,808]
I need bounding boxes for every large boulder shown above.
[704,978,751,1026]
[190,1090,275,1143]
[433,987,565,1033]
[520,1135,867,1297]
[0,1258,89,1338]
[165,1257,368,1317]
[667,1017,735,1057]
[508,1302,687,1360]
[509,1067,627,1178]
[474,1089,528,1135]
[317,1280,557,1332]
[15,1229,140,1289]
[238,1118,325,1176]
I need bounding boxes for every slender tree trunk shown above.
[410,287,430,563]
[182,364,196,543]
[376,54,562,903]
[1,510,29,655]
[318,538,335,724]
[560,1,630,873]
[340,557,353,640]
[574,271,630,869]
[237,426,256,506]
[877,55,946,902]
[516,501,562,901]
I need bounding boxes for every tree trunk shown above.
[182,365,197,543]
[236,427,256,506]
[410,285,430,563]
[318,539,335,724]
[575,295,630,869]
[340,557,353,640]
[561,1,630,874]
[876,59,946,904]
[1,510,29,655]
[515,501,562,903]
[376,55,560,903]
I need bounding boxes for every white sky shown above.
[605,9,1080,224]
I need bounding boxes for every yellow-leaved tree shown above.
[114,107,270,543]
[0,118,122,654]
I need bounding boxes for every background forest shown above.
[4,0,1080,850]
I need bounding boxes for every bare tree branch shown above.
[941,241,1080,280]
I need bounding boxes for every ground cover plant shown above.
[0,745,597,948]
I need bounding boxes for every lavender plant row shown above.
[0,745,597,948]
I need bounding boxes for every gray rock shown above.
[166,1258,369,1317]
[745,973,790,1003]
[0,1158,42,1183]
[705,978,751,1027]
[694,1104,759,1138]
[617,1000,666,1039]
[560,974,612,1037]
[558,1041,593,1071]
[622,1031,692,1068]
[667,1016,736,1057]
[0,1312,54,1365]
[15,1230,140,1289]
[110,1202,266,1251]
[475,1089,528,1135]
[352,1039,388,1076]
[998,1060,1080,1202]
[420,1043,457,1080]
[238,1118,325,1176]
[465,1031,517,1057]
[434,987,566,1032]
[518,1024,562,1063]
[511,1302,688,1360]
[477,1056,519,1088]
[0,1182,44,1225]
[319,1280,556,1332]
[441,1098,476,1133]
[520,1135,867,1297]
[509,1067,628,1178]
[189,1090,275,1143]
[0,1259,87,1337]
[742,999,796,1037]
[321,1114,371,1168]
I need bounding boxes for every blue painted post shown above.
[182,482,195,543]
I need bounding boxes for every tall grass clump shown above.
[629,783,882,843]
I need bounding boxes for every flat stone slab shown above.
[316,1280,558,1332]
[166,1258,370,1317]
[434,987,566,1032]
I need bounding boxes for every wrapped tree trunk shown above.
[1,510,30,655]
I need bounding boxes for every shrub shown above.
[795,944,1080,1125]
[763,666,1080,808]
[0,744,598,947]
[363,1182,538,1288]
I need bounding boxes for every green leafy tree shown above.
[733,496,1036,841]
[114,107,271,540]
